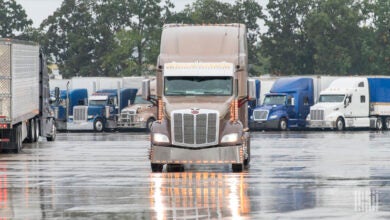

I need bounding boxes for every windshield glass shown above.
[263,95,286,105]
[319,95,345,103]
[134,96,152,104]
[164,76,232,96]
[89,100,107,106]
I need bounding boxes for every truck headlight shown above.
[221,133,239,143]
[269,115,277,119]
[153,133,169,143]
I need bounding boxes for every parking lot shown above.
[1,130,390,219]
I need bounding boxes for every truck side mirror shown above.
[142,79,151,100]
[54,87,60,101]
[247,79,256,101]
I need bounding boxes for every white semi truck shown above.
[0,38,56,152]
[307,77,390,130]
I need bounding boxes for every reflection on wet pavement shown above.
[0,131,390,219]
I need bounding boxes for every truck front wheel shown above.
[279,118,287,131]
[232,164,243,172]
[94,119,104,132]
[146,118,155,130]
[336,117,345,131]
[385,117,390,130]
[151,163,163,172]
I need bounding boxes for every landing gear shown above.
[151,163,163,172]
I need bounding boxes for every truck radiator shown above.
[172,110,219,147]
[73,106,88,121]
[119,110,136,123]
[310,109,324,121]
[253,110,268,120]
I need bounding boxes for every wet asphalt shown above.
[0,130,390,219]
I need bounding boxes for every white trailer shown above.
[0,39,56,152]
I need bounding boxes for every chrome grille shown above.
[253,110,268,120]
[73,106,88,121]
[310,109,324,121]
[172,110,219,147]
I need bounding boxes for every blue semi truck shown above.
[51,88,88,130]
[249,77,314,130]
[67,88,137,131]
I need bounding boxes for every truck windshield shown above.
[134,96,152,104]
[263,95,286,105]
[164,76,232,96]
[319,95,345,103]
[89,100,107,106]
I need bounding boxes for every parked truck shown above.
[0,38,56,152]
[250,77,314,130]
[143,24,256,172]
[307,77,390,130]
[67,88,137,131]
[51,88,88,130]
[117,92,157,130]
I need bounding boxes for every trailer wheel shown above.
[167,164,184,172]
[32,118,40,142]
[336,117,345,131]
[232,164,243,172]
[27,119,34,143]
[151,163,163,172]
[376,118,383,130]
[13,124,22,153]
[279,118,288,131]
[146,118,155,130]
[47,123,56,142]
[385,117,390,130]
[94,119,104,132]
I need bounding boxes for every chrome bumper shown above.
[66,121,94,130]
[307,120,335,128]
[150,145,244,164]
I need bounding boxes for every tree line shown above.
[1,0,389,77]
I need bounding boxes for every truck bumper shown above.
[249,120,279,130]
[150,145,244,165]
[307,120,335,129]
[66,122,94,130]
[117,121,146,129]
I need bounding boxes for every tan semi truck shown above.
[143,24,256,172]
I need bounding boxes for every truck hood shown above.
[257,104,284,112]
[122,104,153,113]
[163,96,234,118]
[88,105,105,116]
[311,102,342,110]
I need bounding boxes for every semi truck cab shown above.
[307,77,370,130]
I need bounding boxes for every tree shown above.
[0,0,32,38]
[98,0,173,76]
[261,0,315,75]
[304,0,363,75]
[40,0,98,78]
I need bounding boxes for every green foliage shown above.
[0,0,32,38]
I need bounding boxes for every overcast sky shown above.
[16,0,261,28]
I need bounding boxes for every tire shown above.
[279,118,288,131]
[94,119,104,132]
[232,164,243,172]
[151,163,163,172]
[13,124,22,153]
[27,119,34,143]
[146,118,155,131]
[47,123,56,142]
[244,139,251,168]
[33,118,40,142]
[376,118,383,130]
[385,117,390,130]
[336,117,345,131]
[167,164,184,172]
